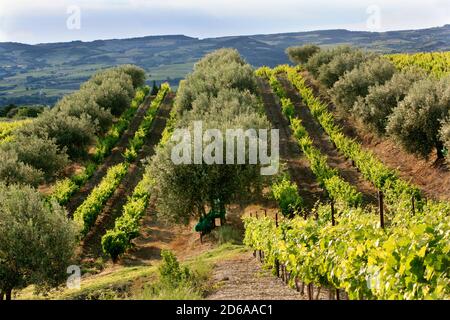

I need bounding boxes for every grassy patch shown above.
[16,244,248,300]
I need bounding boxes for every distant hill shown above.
[1,25,449,106]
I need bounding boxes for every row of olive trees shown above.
[287,45,450,160]
[148,49,272,224]
[0,65,146,187]
[0,65,146,300]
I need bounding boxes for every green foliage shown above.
[55,92,113,134]
[151,50,269,226]
[2,105,44,119]
[243,199,450,300]
[0,183,78,299]
[387,52,450,78]
[286,44,321,65]
[271,175,303,217]
[284,65,422,209]
[124,83,170,161]
[0,119,32,142]
[92,88,144,163]
[50,86,150,206]
[317,49,375,88]
[84,77,134,116]
[387,76,450,159]
[329,57,396,113]
[305,45,353,77]
[1,133,68,181]
[280,98,295,121]
[116,64,147,88]
[50,178,78,205]
[260,69,361,207]
[140,250,209,300]
[353,69,426,134]
[159,250,191,289]
[0,149,43,187]
[101,162,154,261]
[174,48,258,114]
[74,163,128,236]
[101,230,129,263]
[20,110,96,159]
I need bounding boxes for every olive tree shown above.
[353,69,426,134]
[0,133,68,181]
[286,44,321,65]
[116,64,146,88]
[317,49,375,88]
[149,91,271,224]
[329,57,396,113]
[0,150,43,187]
[387,77,450,159]
[0,183,79,300]
[83,76,134,116]
[305,45,353,77]
[55,92,113,134]
[174,49,257,114]
[19,110,96,159]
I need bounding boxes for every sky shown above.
[0,0,449,44]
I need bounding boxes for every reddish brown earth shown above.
[277,75,378,205]
[80,93,174,261]
[66,95,154,215]
[257,78,324,210]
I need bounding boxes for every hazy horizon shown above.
[3,23,450,46]
[0,0,449,45]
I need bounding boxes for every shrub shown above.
[387,77,450,159]
[305,45,353,77]
[330,57,396,113]
[50,178,78,205]
[0,149,43,187]
[18,109,96,159]
[286,44,321,65]
[84,78,134,116]
[174,49,257,113]
[55,92,113,134]
[1,133,68,181]
[101,230,129,263]
[159,250,191,289]
[271,175,303,217]
[317,49,375,88]
[353,69,426,134]
[0,183,78,300]
[116,64,146,88]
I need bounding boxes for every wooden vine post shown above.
[274,211,280,277]
[378,191,385,229]
[411,196,415,216]
[330,200,340,300]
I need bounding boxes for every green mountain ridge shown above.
[1,25,449,106]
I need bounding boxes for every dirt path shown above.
[257,78,324,210]
[301,71,450,202]
[278,75,378,206]
[80,93,174,260]
[66,96,153,215]
[207,251,333,300]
